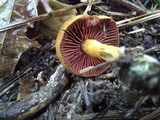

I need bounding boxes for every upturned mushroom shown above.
[56,14,120,77]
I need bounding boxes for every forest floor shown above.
[0,0,160,120]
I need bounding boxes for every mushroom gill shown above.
[56,14,119,77]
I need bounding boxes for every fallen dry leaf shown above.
[39,0,77,39]
[0,0,40,78]
[17,75,36,100]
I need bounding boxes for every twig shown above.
[111,0,147,14]
[116,10,160,28]
[0,0,100,32]
[94,5,135,17]
[0,0,159,32]
[127,28,147,34]
[125,95,150,117]
[0,67,32,97]
[83,0,94,14]
[98,68,119,79]
[140,107,160,120]
[41,0,53,13]
[91,97,122,120]
[144,0,150,7]
[79,59,116,75]
[71,111,141,120]
[80,78,92,112]
[143,45,160,54]
[117,10,160,25]
[135,0,148,12]
[0,64,67,120]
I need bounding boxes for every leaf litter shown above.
[0,0,160,120]
[0,0,40,79]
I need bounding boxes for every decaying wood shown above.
[0,64,68,120]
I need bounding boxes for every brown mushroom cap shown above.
[56,14,119,77]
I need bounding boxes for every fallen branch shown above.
[0,64,68,120]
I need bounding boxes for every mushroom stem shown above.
[82,39,120,61]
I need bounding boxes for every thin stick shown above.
[41,0,53,13]
[143,45,160,54]
[79,59,116,75]
[0,1,159,32]
[94,5,135,17]
[135,0,148,11]
[111,0,147,14]
[140,107,160,120]
[0,0,100,32]
[117,10,160,24]
[80,78,91,112]
[116,10,160,25]
[117,10,160,28]
[83,0,94,14]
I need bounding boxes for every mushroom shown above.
[56,14,120,77]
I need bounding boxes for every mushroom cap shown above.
[56,14,119,77]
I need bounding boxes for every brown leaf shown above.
[0,0,39,78]
[39,0,77,39]
[2,0,39,55]
[17,75,36,100]
[0,55,18,77]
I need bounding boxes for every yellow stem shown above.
[82,39,120,61]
